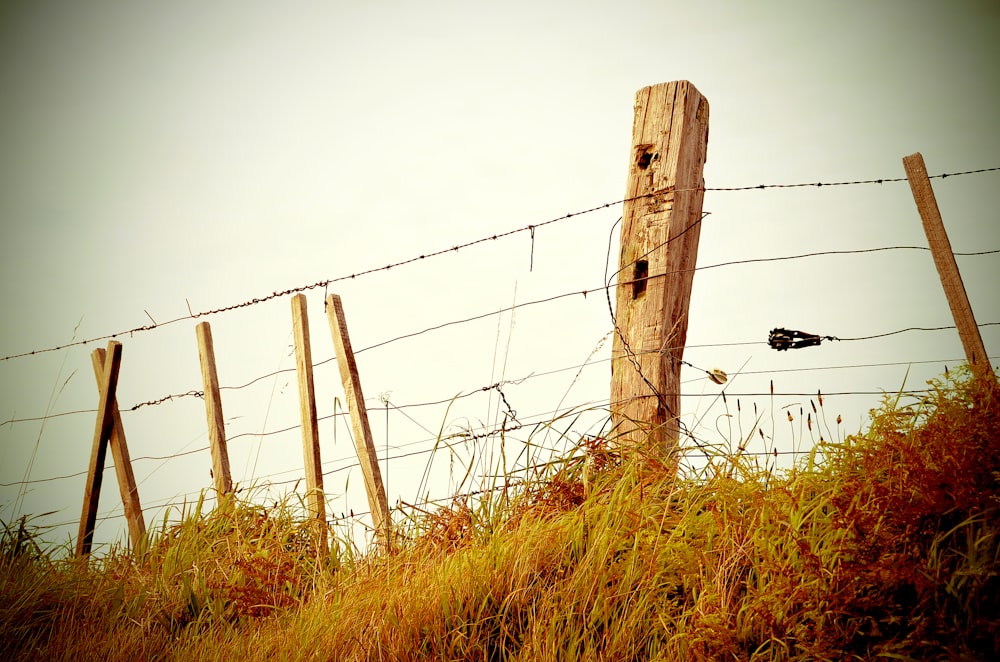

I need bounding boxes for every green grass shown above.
[2,367,998,661]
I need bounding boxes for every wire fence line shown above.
[3,345,993,493]
[12,332,993,534]
[2,316,996,432]
[3,240,996,427]
[11,353,989,534]
[3,165,998,547]
[3,165,997,364]
[40,371,973,534]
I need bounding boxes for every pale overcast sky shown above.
[2,1,998,552]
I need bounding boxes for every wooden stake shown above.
[610,81,710,456]
[903,153,992,377]
[77,341,123,556]
[89,347,145,551]
[196,322,233,496]
[326,294,391,552]
[291,294,327,549]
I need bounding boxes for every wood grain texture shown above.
[903,153,991,377]
[610,81,710,456]
[89,347,146,551]
[326,294,391,551]
[196,322,233,496]
[291,294,327,549]
[77,341,123,556]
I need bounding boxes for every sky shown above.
[1,1,998,554]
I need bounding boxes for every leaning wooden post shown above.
[291,294,327,550]
[610,80,710,457]
[77,341,123,556]
[903,153,992,379]
[89,347,145,552]
[326,294,392,553]
[196,322,233,496]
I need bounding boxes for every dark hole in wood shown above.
[637,150,653,169]
[632,260,648,299]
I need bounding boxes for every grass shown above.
[2,366,998,661]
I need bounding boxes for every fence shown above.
[1,151,997,554]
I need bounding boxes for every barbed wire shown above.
[64,423,797,532]
[0,192,662,363]
[2,364,968,492]
[32,376,958,532]
[40,414,854,532]
[317,379,954,484]
[126,391,204,411]
[96,241,998,415]
[3,234,995,449]
[54,237,996,418]
[3,226,996,491]
[24,364,984,534]
[2,310,996,431]
[701,166,1000,191]
[354,244,999,360]
[4,165,997,364]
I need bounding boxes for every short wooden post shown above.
[77,341,123,556]
[903,153,992,378]
[291,294,327,549]
[610,80,710,457]
[326,294,392,552]
[196,322,233,496]
[89,347,145,551]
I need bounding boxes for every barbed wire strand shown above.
[116,241,996,410]
[34,376,980,536]
[3,365,975,492]
[3,311,997,430]
[4,165,997,363]
[35,375,958,531]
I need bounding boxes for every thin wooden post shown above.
[89,347,145,551]
[325,294,391,552]
[291,294,327,549]
[610,80,710,456]
[903,153,992,378]
[77,341,123,556]
[196,322,233,496]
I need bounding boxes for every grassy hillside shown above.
[2,368,998,661]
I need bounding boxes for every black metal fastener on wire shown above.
[768,328,839,351]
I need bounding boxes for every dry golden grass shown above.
[2,367,997,661]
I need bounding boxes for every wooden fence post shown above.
[326,294,392,552]
[89,347,145,552]
[291,294,327,550]
[196,322,233,496]
[610,80,710,457]
[76,341,123,556]
[903,153,993,379]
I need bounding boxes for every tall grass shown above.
[2,367,997,661]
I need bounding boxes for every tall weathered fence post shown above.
[902,153,993,379]
[291,294,327,551]
[610,80,710,457]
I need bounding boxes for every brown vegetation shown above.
[2,368,997,660]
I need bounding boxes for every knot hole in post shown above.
[636,145,656,170]
[632,260,648,300]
